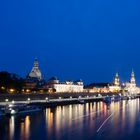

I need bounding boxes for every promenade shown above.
[0,93,140,107]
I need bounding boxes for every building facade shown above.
[23,59,45,93]
[44,77,84,93]
[85,72,121,93]
[85,83,110,93]
[109,72,121,92]
[124,70,140,94]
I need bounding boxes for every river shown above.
[0,99,140,140]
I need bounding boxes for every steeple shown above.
[34,58,39,68]
[114,72,120,86]
[130,69,136,85]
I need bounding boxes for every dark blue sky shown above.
[0,0,140,84]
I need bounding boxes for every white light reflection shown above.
[9,116,15,140]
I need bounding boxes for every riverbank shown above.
[0,92,120,102]
[0,94,104,107]
[0,93,140,107]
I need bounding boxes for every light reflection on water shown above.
[20,116,30,140]
[0,99,140,140]
[9,116,15,140]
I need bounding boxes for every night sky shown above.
[0,0,140,84]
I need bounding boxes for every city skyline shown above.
[1,0,140,84]
[0,57,139,85]
[1,1,140,140]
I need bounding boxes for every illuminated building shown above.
[130,70,136,86]
[23,58,45,93]
[109,72,121,92]
[114,72,120,86]
[124,70,139,94]
[85,83,110,93]
[85,72,121,93]
[23,78,37,90]
[44,77,84,93]
[28,58,42,80]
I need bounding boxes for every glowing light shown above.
[5,99,9,102]
[1,86,5,90]
[12,100,15,104]
[9,89,15,93]
[11,110,16,115]
[9,104,14,107]
[26,89,30,93]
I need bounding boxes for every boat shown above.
[4,104,25,115]
[4,104,42,116]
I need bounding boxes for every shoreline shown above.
[0,93,140,107]
[0,92,120,102]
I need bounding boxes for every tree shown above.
[0,71,24,94]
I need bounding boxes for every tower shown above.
[130,69,136,86]
[34,58,39,68]
[28,58,42,80]
[114,72,120,86]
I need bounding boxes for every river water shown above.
[0,99,140,140]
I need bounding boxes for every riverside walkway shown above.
[0,96,103,106]
[0,93,139,106]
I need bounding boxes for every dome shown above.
[28,59,42,80]
[48,77,59,84]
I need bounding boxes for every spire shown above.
[114,72,120,86]
[115,72,119,78]
[131,69,135,78]
[130,69,136,85]
[34,58,39,68]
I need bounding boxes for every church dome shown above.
[28,59,42,80]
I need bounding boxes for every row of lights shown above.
[4,98,49,103]
[4,95,98,103]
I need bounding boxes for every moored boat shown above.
[4,104,42,116]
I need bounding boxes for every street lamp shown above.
[12,100,15,104]
[5,99,9,102]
